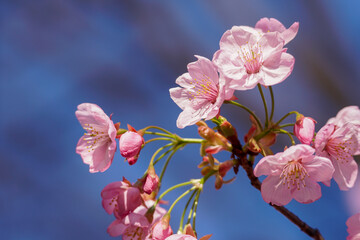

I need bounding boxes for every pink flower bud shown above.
[143,165,159,194]
[219,160,234,177]
[152,215,173,240]
[294,116,316,145]
[101,180,142,218]
[119,127,144,165]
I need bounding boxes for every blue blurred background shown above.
[1,1,360,239]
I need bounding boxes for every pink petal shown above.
[75,103,109,127]
[254,154,284,177]
[291,178,321,204]
[280,144,314,162]
[332,157,358,191]
[255,18,299,45]
[76,137,115,173]
[213,49,246,87]
[302,156,334,182]
[188,55,219,85]
[165,234,197,240]
[230,25,261,47]
[175,72,194,89]
[169,87,191,110]
[347,213,360,236]
[107,219,127,237]
[261,176,293,206]
[255,18,286,33]
[281,22,299,45]
[260,51,295,87]
[314,124,335,154]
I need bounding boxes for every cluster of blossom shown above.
[75,18,360,240]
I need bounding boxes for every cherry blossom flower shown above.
[107,212,150,238]
[293,116,316,145]
[107,200,167,239]
[255,18,299,45]
[151,218,173,240]
[169,55,234,128]
[165,235,197,240]
[120,125,145,165]
[75,103,117,173]
[314,123,359,190]
[101,180,142,218]
[254,145,334,206]
[327,106,360,155]
[213,25,295,90]
[346,213,360,240]
[143,165,159,194]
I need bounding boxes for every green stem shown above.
[179,138,204,144]
[192,189,201,233]
[155,181,195,205]
[225,100,263,131]
[275,111,298,127]
[186,194,197,225]
[154,146,174,166]
[145,137,173,144]
[144,131,173,138]
[158,144,183,183]
[150,143,174,165]
[279,123,295,128]
[258,84,269,128]
[276,129,295,145]
[269,86,275,122]
[143,126,173,135]
[178,190,197,232]
[168,187,196,214]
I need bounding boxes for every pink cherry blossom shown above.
[143,166,159,194]
[213,26,295,90]
[346,213,360,240]
[255,18,299,45]
[75,103,117,173]
[107,200,167,239]
[254,144,334,206]
[165,234,197,240]
[107,212,150,238]
[314,123,359,190]
[120,127,145,165]
[327,106,360,155]
[169,55,234,128]
[293,116,316,145]
[151,220,173,240]
[101,180,142,218]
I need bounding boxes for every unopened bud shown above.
[219,160,234,177]
[215,175,223,190]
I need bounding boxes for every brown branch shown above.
[228,136,324,240]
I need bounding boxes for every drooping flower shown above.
[327,106,360,155]
[101,180,142,218]
[314,123,359,190]
[165,235,197,240]
[254,144,334,206]
[151,215,173,240]
[75,103,117,173]
[213,25,295,90]
[120,125,145,165]
[197,121,232,155]
[346,213,360,240]
[169,55,234,128]
[244,115,276,155]
[107,200,167,239]
[143,165,159,194]
[255,18,299,45]
[107,212,150,239]
[293,115,316,145]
